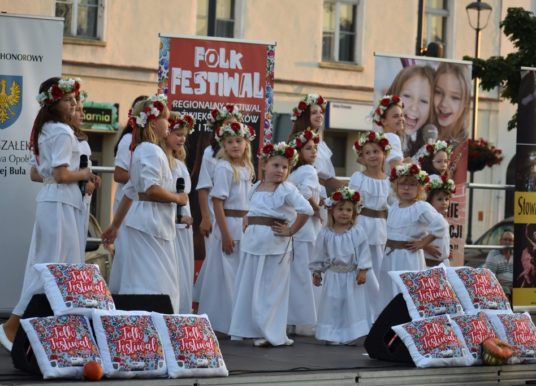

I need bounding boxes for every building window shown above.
[322,0,359,63]
[197,0,235,38]
[55,0,104,39]
[424,0,448,53]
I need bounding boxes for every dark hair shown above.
[426,188,451,204]
[30,77,72,157]
[210,121,223,157]
[113,95,148,156]
[288,105,313,140]
[419,150,450,178]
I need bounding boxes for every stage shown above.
[1,335,536,385]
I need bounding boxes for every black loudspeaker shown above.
[11,293,173,375]
[364,293,413,364]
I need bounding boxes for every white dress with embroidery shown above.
[108,142,180,313]
[229,181,313,346]
[197,159,252,334]
[13,122,85,315]
[287,165,321,327]
[309,225,378,343]
[171,159,195,313]
[379,200,445,309]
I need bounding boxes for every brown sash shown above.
[360,207,388,219]
[224,209,248,218]
[247,216,285,226]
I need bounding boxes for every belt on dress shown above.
[385,239,411,255]
[247,216,285,226]
[329,263,358,273]
[224,209,248,217]
[425,258,442,267]
[360,207,388,219]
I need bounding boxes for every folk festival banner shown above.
[157,34,275,262]
[0,14,63,314]
[513,67,536,310]
[374,54,471,266]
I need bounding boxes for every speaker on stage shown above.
[11,293,173,374]
[364,293,413,364]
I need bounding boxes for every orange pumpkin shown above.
[83,360,104,381]
[482,337,514,365]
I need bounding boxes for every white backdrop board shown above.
[0,13,63,315]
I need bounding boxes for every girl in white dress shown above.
[197,121,255,333]
[166,112,196,313]
[287,129,322,332]
[424,175,454,267]
[379,163,445,308]
[371,95,405,174]
[310,187,376,344]
[193,105,242,302]
[102,95,187,313]
[1,78,94,351]
[229,142,313,347]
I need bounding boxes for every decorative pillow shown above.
[446,266,511,314]
[451,312,497,364]
[389,266,464,320]
[92,310,167,378]
[34,263,115,316]
[487,312,536,364]
[392,315,474,368]
[151,313,228,377]
[20,314,101,379]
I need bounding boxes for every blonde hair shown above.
[433,63,471,144]
[327,201,358,228]
[392,175,427,201]
[168,112,188,162]
[131,98,170,149]
[216,139,255,183]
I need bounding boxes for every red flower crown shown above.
[169,113,196,134]
[289,128,320,150]
[372,95,403,127]
[258,142,298,166]
[291,94,327,121]
[353,130,391,154]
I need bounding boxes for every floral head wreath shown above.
[288,128,320,151]
[291,94,327,121]
[78,90,88,103]
[324,186,363,212]
[258,142,299,166]
[426,174,456,194]
[353,130,391,154]
[169,113,196,134]
[371,95,403,127]
[36,78,81,107]
[128,94,167,129]
[209,104,242,128]
[418,140,452,163]
[215,121,256,144]
[389,163,430,186]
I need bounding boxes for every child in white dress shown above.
[229,142,313,347]
[424,175,454,267]
[379,163,445,308]
[166,112,196,313]
[310,187,377,344]
[102,95,187,313]
[1,77,95,351]
[193,105,242,302]
[197,122,255,333]
[372,95,404,174]
[287,129,322,333]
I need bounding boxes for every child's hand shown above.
[90,173,102,189]
[222,233,235,254]
[423,244,441,258]
[102,225,118,247]
[356,270,367,285]
[407,238,428,252]
[272,220,291,237]
[200,217,212,237]
[312,272,322,287]
[85,180,96,195]
[181,216,194,227]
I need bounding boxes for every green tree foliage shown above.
[464,7,536,130]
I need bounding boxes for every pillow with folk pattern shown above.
[20,314,101,379]
[450,312,497,364]
[389,266,464,320]
[34,263,115,316]
[151,313,228,377]
[486,312,536,364]
[92,310,167,378]
[392,315,474,368]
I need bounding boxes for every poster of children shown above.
[374,54,471,265]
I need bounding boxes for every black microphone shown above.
[176,177,185,224]
[79,155,88,196]
[422,124,438,145]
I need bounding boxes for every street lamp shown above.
[465,0,492,245]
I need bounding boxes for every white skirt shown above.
[176,226,194,314]
[287,241,316,325]
[108,226,180,313]
[228,251,292,346]
[192,234,212,303]
[196,237,240,334]
[13,201,85,315]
